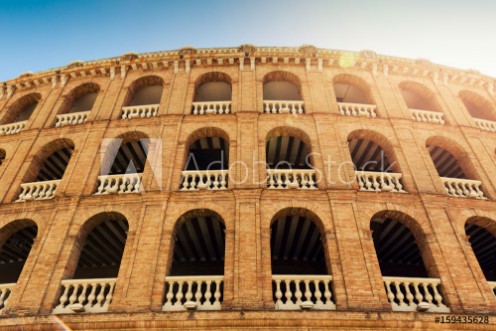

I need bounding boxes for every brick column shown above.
[231,190,264,309]
[110,200,166,312]
[329,193,389,310]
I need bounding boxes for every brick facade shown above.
[0,46,495,330]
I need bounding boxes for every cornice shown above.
[1,45,494,100]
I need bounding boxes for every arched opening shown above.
[0,93,40,135]
[0,149,5,165]
[3,93,41,124]
[16,139,74,201]
[400,82,440,112]
[163,209,226,311]
[333,74,376,117]
[55,83,99,127]
[459,90,496,122]
[0,219,37,310]
[400,82,445,124]
[348,131,404,192]
[426,137,485,199]
[53,212,129,314]
[263,71,304,114]
[95,132,149,195]
[192,72,232,115]
[333,74,373,104]
[265,128,316,189]
[465,218,496,282]
[121,76,163,119]
[181,132,229,190]
[270,208,335,310]
[370,211,449,312]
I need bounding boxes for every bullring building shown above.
[0,45,495,330]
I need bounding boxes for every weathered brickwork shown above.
[0,46,495,330]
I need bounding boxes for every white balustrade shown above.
[0,283,15,311]
[355,171,406,192]
[53,278,116,314]
[383,276,450,313]
[121,104,159,119]
[410,109,445,124]
[474,118,496,132]
[267,169,317,189]
[180,170,228,190]
[338,102,377,118]
[162,276,223,311]
[272,275,335,310]
[0,121,27,135]
[192,101,231,115]
[16,180,61,202]
[263,100,304,114]
[441,177,486,199]
[55,111,90,127]
[94,173,143,195]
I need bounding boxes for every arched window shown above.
[53,212,129,314]
[121,76,163,119]
[370,211,449,312]
[163,209,226,311]
[0,220,37,308]
[263,71,304,114]
[0,93,40,135]
[400,82,444,124]
[95,132,149,195]
[181,129,229,191]
[16,139,74,202]
[426,137,485,199]
[55,83,99,127]
[192,72,232,115]
[459,90,496,131]
[270,208,335,310]
[333,74,376,117]
[265,128,316,189]
[348,130,405,192]
[465,218,496,283]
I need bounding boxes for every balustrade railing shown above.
[192,101,231,115]
[474,118,496,132]
[55,111,90,127]
[355,171,405,192]
[16,180,61,202]
[338,102,377,118]
[162,275,223,311]
[53,278,116,314]
[267,169,317,189]
[0,284,14,311]
[383,276,449,313]
[94,173,143,195]
[441,177,486,199]
[272,275,335,310]
[180,170,228,190]
[410,109,445,124]
[263,100,304,114]
[121,104,159,119]
[0,121,27,135]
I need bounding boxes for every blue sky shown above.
[1,0,495,81]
